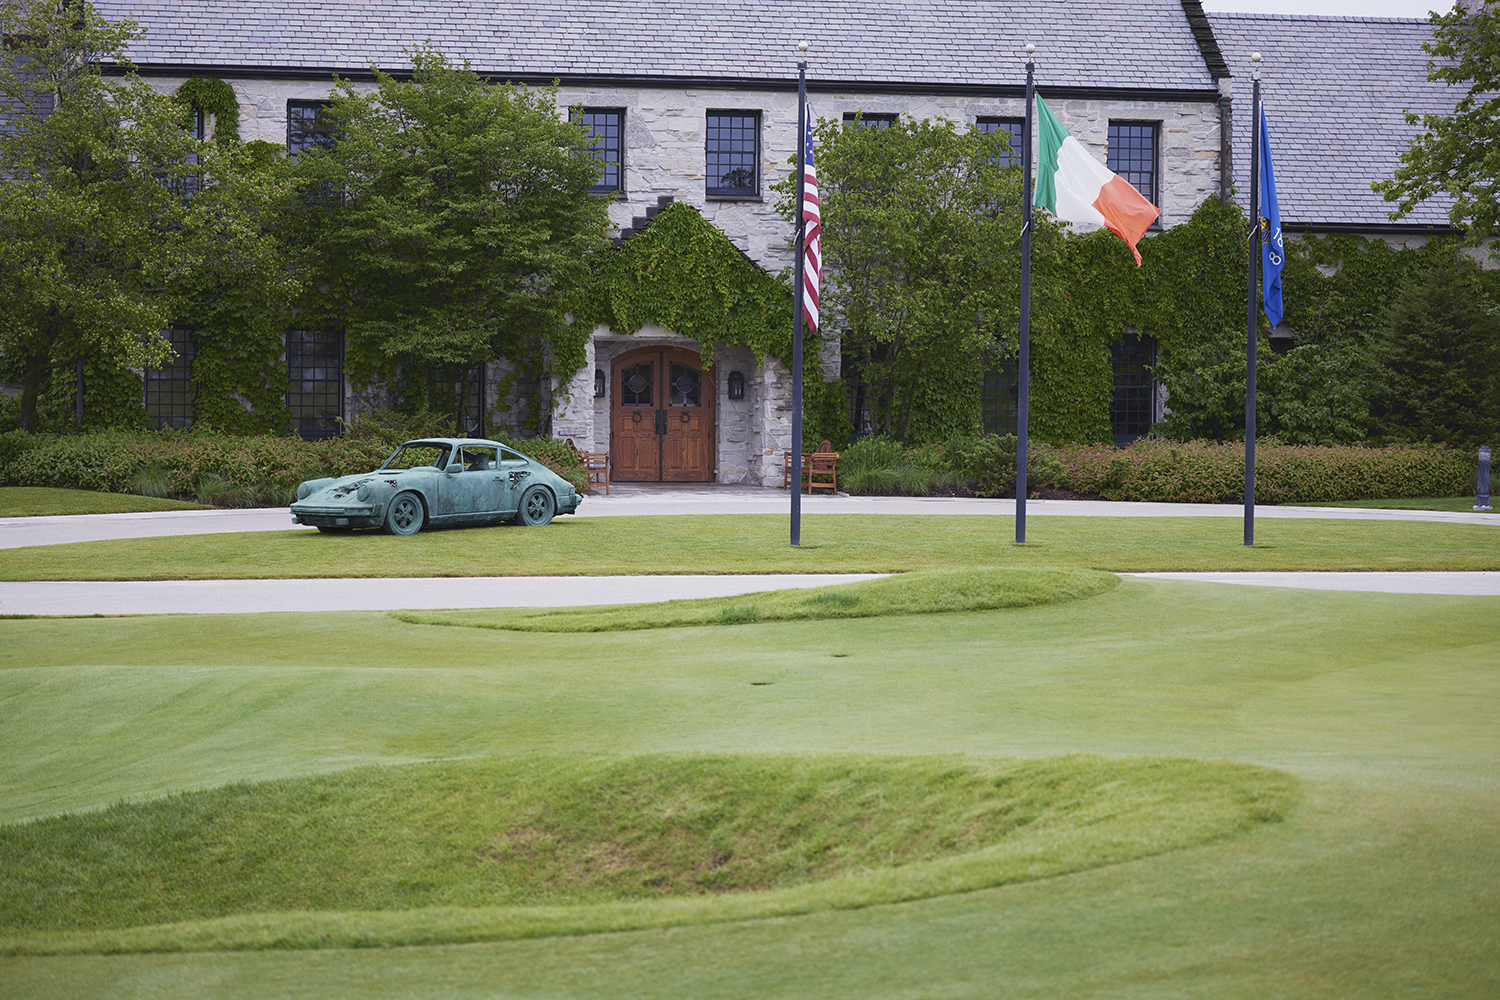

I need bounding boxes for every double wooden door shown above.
[611,346,715,482]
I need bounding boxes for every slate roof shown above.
[1207,12,1458,231]
[94,0,1219,95]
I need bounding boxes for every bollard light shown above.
[1476,445,1492,511]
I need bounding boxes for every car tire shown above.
[384,491,425,535]
[516,485,555,527]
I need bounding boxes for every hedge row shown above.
[1050,438,1479,504]
[0,428,592,508]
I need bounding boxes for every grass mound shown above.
[0,487,211,517]
[393,567,1119,633]
[0,753,1296,955]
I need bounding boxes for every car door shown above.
[448,445,505,518]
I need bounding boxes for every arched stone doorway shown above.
[610,345,715,482]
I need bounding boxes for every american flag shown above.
[800,110,821,336]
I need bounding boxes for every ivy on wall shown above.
[173,77,241,144]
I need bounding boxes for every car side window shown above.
[461,446,498,471]
[499,448,527,466]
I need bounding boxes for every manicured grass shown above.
[0,487,211,517]
[395,567,1117,632]
[1,581,1497,995]
[1315,494,1496,512]
[3,513,1499,581]
[0,754,1292,954]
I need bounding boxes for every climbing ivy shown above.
[173,77,241,144]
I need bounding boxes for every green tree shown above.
[1366,252,1500,444]
[780,117,1053,443]
[0,0,291,432]
[288,47,612,428]
[1374,2,1500,239]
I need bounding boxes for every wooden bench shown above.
[582,451,610,495]
[783,440,839,494]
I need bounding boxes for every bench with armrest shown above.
[783,439,839,494]
[582,452,610,495]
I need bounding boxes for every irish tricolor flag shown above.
[1034,95,1160,265]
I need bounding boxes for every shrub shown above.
[1051,438,1477,504]
[945,434,1066,498]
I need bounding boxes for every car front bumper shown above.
[290,503,382,529]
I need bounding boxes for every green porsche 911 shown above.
[290,438,582,535]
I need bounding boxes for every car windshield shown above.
[380,443,451,470]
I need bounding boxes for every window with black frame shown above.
[981,357,1019,437]
[287,329,343,440]
[842,112,897,130]
[705,111,758,198]
[145,327,196,430]
[975,118,1024,169]
[1107,122,1159,206]
[286,100,337,158]
[1110,333,1157,445]
[577,108,624,194]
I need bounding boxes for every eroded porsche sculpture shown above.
[290,438,582,535]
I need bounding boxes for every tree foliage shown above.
[1373,1,1500,239]
[0,0,291,432]
[288,47,613,425]
[779,117,1058,443]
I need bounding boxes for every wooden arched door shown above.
[611,346,715,482]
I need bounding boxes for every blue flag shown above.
[1258,104,1285,328]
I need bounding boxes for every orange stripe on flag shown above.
[1092,176,1160,266]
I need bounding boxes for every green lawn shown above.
[3,513,1499,580]
[0,487,211,517]
[2,578,1498,997]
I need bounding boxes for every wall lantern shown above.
[727,370,745,400]
[594,369,606,398]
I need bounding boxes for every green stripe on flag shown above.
[1033,95,1069,216]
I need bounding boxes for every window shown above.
[145,327,196,430]
[1110,333,1156,445]
[975,118,1024,169]
[287,100,336,158]
[577,108,624,194]
[1107,122,1159,205]
[981,356,1019,437]
[287,329,343,440]
[843,112,897,130]
[705,111,759,198]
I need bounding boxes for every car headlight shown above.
[356,482,373,502]
[297,481,315,501]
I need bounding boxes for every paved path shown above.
[0,574,888,616]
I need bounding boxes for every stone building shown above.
[88,0,1453,478]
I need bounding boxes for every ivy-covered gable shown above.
[587,203,795,363]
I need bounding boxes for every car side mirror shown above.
[446,463,464,475]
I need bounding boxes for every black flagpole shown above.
[1017,44,1035,544]
[1245,55,1261,547]
[791,42,808,547]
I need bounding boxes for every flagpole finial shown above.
[1251,51,1261,80]
[798,40,809,53]
[1025,43,1035,54]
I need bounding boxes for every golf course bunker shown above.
[393,566,1120,633]
[0,753,1297,955]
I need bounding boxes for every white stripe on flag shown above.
[801,111,821,336]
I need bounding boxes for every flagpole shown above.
[1245,53,1261,547]
[1017,43,1035,545]
[791,41,808,547]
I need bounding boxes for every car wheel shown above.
[517,485,555,527]
[384,491,425,535]
[316,525,353,534]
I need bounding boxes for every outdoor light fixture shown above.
[594,369,606,398]
[727,370,745,400]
